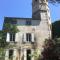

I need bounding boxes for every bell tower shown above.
[32,0,49,20]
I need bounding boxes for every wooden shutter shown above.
[24,33,26,42]
[5,50,9,60]
[24,49,27,60]
[6,32,10,42]
[32,33,34,42]
[15,33,18,42]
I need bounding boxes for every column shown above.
[24,49,27,60]
[31,49,34,60]
[5,49,9,60]
[13,49,17,60]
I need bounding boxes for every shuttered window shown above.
[10,33,15,42]
[23,33,34,43]
[26,33,31,42]
[6,33,15,42]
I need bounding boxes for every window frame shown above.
[26,20,31,26]
[26,33,32,42]
[10,33,15,42]
[23,33,35,43]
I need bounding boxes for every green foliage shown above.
[42,38,60,60]
[0,48,5,60]
[29,49,41,60]
[0,23,19,59]
[54,38,60,54]
[42,20,60,60]
[0,30,7,60]
[52,20,60,38]
[0,30,8,48]
[4,23,19,33]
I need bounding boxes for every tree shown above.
[42,20,60,60]
[0,23,19,60]
[42,20,60,59]
[0,30,7,60]
[0,30,7,48]
[52,20,60,38]
[42,39,59,60]
[4,23,19,33]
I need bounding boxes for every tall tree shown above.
[4,23,19,33]
[52,20,60,38]
[42,38,60,60]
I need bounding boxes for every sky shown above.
[0,0,60,30]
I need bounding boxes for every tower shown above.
[32,0,51,39]
[32,0,50,20]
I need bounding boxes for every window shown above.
[10,33,15,42]
[26,20,31,25]
[26,33,31,42]
[27,50,31,60]
[35,0,37,2]
[9,50,13,60]
[23,33,34,43]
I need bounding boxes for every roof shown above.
[4,17,32,20]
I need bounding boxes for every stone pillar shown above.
[20,48,23,60]
[13,49,17,60]
[5,49,9,60]
[31,49,34,60]
[24,49,27,60]
[18,49,21,60]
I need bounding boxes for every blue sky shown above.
[0,0,60,30]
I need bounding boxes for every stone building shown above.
[3,0,51,60]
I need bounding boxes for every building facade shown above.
[4,0,51,60]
